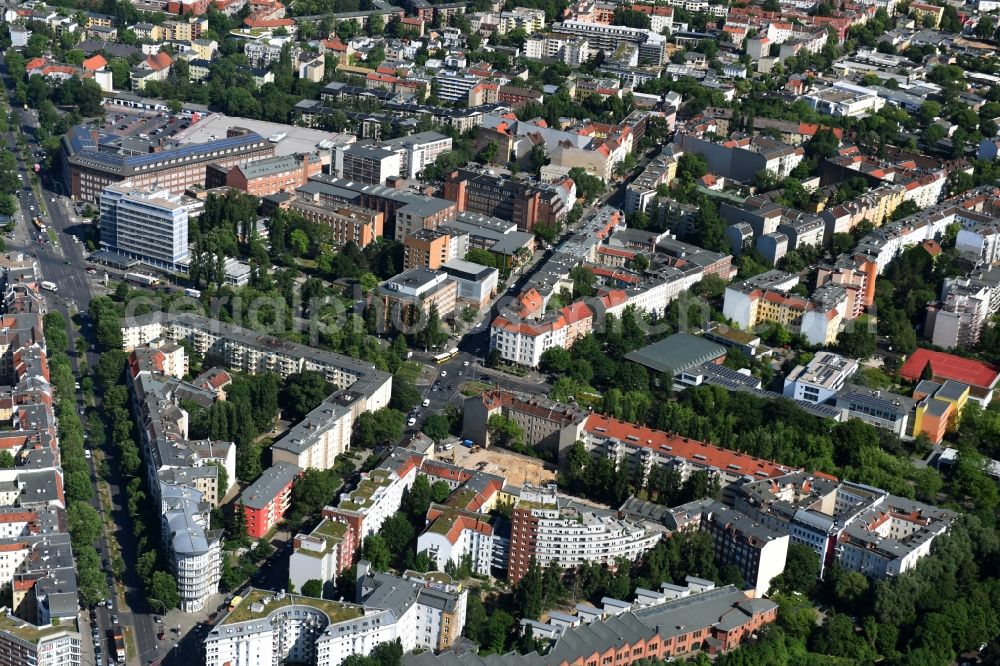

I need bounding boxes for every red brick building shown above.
[206,153,322,197]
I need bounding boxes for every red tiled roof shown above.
[82,54,107,71]
[145,52,173,71]
[561,301,592,324]
[899,349,1000,389]
[584,414,798,480]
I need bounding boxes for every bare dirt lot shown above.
[449,445,557,486]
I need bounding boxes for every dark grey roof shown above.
[239,462,301,510]
[625,332,726,375]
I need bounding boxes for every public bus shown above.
[433,347,459,364]
[32,217,44,232]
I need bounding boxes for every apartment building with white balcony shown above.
[524,33,590,66]
[508,484,661,582]
[327,448,424,542]
[205,569,466,666]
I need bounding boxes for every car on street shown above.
[422,399,430,407]
[440,370,447,377]
[111,615,118,624]
[407,417,416,427]
[463,360,470,366]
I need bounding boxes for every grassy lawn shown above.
[396,361,421,384]
[461,381,492,397]
[46,228,57,245]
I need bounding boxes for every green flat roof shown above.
[0,614,71,644]
[222,590,363,625]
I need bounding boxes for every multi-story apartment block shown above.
[551,20,667,65]
[490,301,594,368]
[674,132,805,183]
[336,143,403,185]
[289,512,358,592]
[443,168,567,233]
[128,346,236,612]
[499,7,546,32]
[206,153,322,196]
[205,569,466,666]
[271,393,361,471]
[462,389,589,455]
[0,617,82,666]
[926,268,1000,349]
[665,500,789,597]
[507,484,661,583]
[624,152,678,214]
[376,267,459,325]
[409,584,776,666]
[326,448,424,542]
[740,472,957,581]
[783,352,859,404]
[524,33,591,66]
[723,270,846,346]
[121,312,393,413]
[403,228,469,270]
[99,183,192,271]
[815,256,878,317]
[62,126,275,201]
[581,413,799,505]
[298,175,457,241]
[838,496,956,579]
[239,461,301,539]
[282,196,385,248]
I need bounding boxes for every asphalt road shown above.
[0,56,172,666]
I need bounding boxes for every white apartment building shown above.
[329,449,422,540]
[926,270,1000,349]
[803,81,885,118]
[551,20,667,65]
[206,570,467,666]
[490,314,565,367]
[120,313,393,413]
[382,132,453,179]
[956,222,1000,264]
[99,182,191,270]
[524,33,590,66]
[434,71,487,104]
[336,144,402,185]
[837,496,956,579]
[783,351,859,404]
[0,619,82,666]
[162,483,222,612]
[288,518,353,592]
[509,484,660,582]
[499,7,546,33]
[271,394,356,470]
[417,511,495,576]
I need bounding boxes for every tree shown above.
[836,325,876,360]
[487,414,525,450]
[280,371,332,421]
[0,450,14,468]
[772,543,819,594]
[363,535,392,571]
[302,579,324,598]
[478,140,499,164]
[147,571,180,612]
[353,408,406,448]
[515,560,544,619]
[390,378,421,412]
[421,413,450,442]
[570,265,595,298]
[290,469,341,522]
